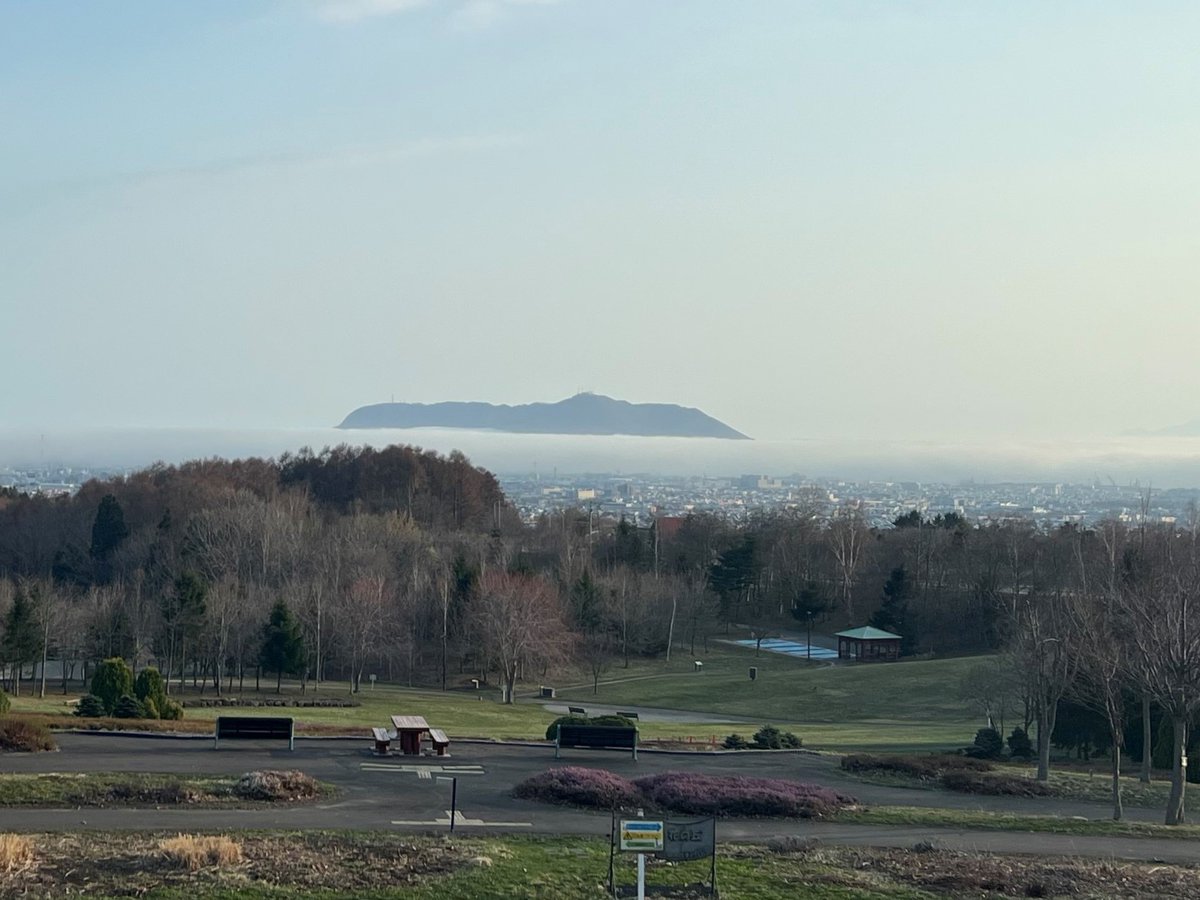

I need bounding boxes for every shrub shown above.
[752,725,802,750]
[840,753,992,781]
[141,697,160,720]
[723,733,750,750]
[74,694,107,718]
[159,699,184,721]
[0,833,34,872]
[0,718,56,752]
[545,716,588,741]
[134,667,168,716]
[158,834,242,871]
[113,694,144,719]
[966,727,1004,759]
[1008,727,1034,760]
[513,767,642,809]
[0,691,10,716]
[940,770,1051,797]
[91,658,134,716]
[233,770,321,801]
[633,773,855,819]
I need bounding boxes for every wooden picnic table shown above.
[390,715,430,756]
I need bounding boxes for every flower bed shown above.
[513,768,854,818]
[634,773,853,819]
[511,767,642,809]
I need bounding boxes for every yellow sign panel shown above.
[619,819,664,852]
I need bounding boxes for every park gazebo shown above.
[836,626,902,662]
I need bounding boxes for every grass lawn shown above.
[9,831,1200,899]
[9,684,748,743]
[839,804,1200,840]
[0,771,327,807]
[558,646,983,751]
[9,646,987,751]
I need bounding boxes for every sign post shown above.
[619,816,664,900]
[436,776,458,832]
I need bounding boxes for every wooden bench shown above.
[618,711,640,721]
[555,724,638,760]
[428,728,450,757]
[568,706,587,716]
[214,716,294,750]
[371,727,393,755]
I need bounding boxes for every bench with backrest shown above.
[371,727,393,755]
[428,728,450,757]
[214,716,295,750]
[555,724,638,760]
[567,706,587,716]
[617,711,640,721]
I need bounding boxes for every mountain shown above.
[1127,419,1200,437]
[337,393,750,440]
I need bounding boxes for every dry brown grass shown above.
[0,834,34,872]
[157,834,243,871]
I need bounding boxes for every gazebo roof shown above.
[836,626,902,641]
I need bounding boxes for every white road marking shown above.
[360,763,485,780]
[391,810,532,828]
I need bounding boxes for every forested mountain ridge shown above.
[338,392,750,440]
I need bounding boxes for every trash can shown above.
[749,666,758,681]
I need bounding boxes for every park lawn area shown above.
[839,804,1200,840]
[7,685,749,743]
[10,831,1200,899]
[0,771,328,806]
[558,646,983,752]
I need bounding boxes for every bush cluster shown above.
[544,714,634,742]
[723,725,803,750]
[940,770,1052,797]
[513,768,855,819]
[839,752,1049,796]
[634,772,851,819]
[75,664,182,721]
[840,753,993,781]
[0,717,56,753]
[233,770,322,802]
[512,766,642,809]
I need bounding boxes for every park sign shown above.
[619,819,664,852]
[662,817,716,861]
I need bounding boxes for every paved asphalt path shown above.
[2,734,1197,865]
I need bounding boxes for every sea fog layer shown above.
[3,428,1200,488]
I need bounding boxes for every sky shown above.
[3,1,1200,442]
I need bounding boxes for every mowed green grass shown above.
[10,683,744,743]
[557,644,983,751]
[12,645,985,751]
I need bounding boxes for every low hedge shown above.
[634,773,852,819]
[513,768,855,819]
[840,754,993,781]
[940,771,1052,797]
[512,766,642,809]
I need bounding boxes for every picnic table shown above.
[390,715,430,756]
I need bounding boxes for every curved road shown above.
[1,734,1194,865]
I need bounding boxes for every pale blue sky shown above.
[3,1,1199,440]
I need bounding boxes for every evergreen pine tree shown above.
[259,600,305,694]
[870,565,916,655]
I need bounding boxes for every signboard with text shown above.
[662,817,716,861]
[619,819,665,852]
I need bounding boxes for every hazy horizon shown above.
[6,426,1200,489]
[5,2,1200,442]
